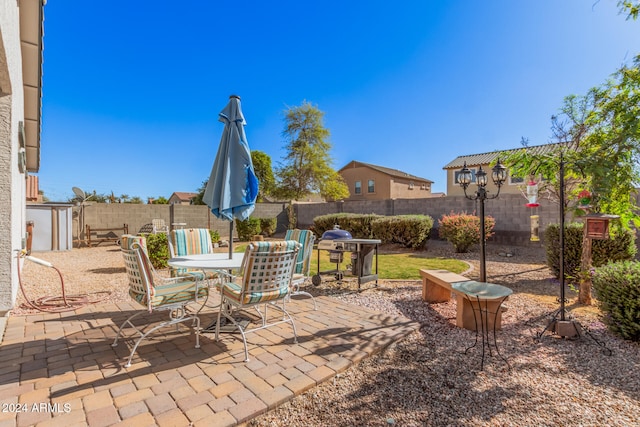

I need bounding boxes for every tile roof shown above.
[26,175,39,201]
[339,160,433,183]
[443,142,569,169]
[171,192,198,201]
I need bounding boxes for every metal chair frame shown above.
[285,229,318,310]
[168,228,219,281]
[112,240,208,367]
[215,241,300,362]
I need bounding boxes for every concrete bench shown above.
[419,269,471,303]
[419,269,508,331]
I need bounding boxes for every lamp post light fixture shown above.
[458,158,508,282]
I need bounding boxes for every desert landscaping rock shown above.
[13,240,640,426]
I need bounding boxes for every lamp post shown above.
[458,158,507,282]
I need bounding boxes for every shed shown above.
[26,203,73,251]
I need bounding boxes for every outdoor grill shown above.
[313,226,381,290]
[317,227,353,264]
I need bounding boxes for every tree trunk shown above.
[579,226,593,305]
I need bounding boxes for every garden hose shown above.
[16,250,110,313]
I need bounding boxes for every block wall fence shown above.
[73,193,560,246]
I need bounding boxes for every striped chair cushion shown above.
[219,240,300,305]
[121,234,208,309]
[130,278,208,307]
[150,281,208,307]
[170,228,216,279]
[171,229,213,256]
[219,281,290,305]
[121,236,156,300]
[285,229,313,274]
[121,234,148,255]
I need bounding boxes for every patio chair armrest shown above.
[154,275,208,306]
[161,274,202,285]
[215,270,237,282]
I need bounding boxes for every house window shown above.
[409,181,414,189]
[454,169,477,184]
[510,173,546,185]
[355,181,362,194]
[509,174,525,185]
[368,179,375,193]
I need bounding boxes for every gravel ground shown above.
[13,240,640,426]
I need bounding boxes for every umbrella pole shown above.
[229,221,233,259]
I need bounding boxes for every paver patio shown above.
[0,295,418,426]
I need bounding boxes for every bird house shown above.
[584,214,619,240]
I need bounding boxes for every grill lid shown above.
[321,227,352,240]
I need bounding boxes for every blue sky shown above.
[38,1,638,201]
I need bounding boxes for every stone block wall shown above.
[75,202,288,242]
[294,194,558,245]
[74,195,559,246]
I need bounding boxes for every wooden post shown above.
[579,225,593,305]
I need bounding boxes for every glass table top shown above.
[451,281,513,300]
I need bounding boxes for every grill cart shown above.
[312,227,381,291]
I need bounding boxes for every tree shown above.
[275,101,349,201]
[192,180,207,205]
[319,172,350,202]
[503,54,640,304]
[619,1,639,19]
[151,196,169,204]
[251,150,276,201]
[128,196,144,204]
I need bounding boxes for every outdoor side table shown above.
[451,281,513,370]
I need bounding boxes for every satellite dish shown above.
[72,187,86,199]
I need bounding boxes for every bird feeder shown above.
[584,214,619,240]
[525,180,540,241]
[525,180,539,208]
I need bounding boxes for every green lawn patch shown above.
[223,242,468,280]
[310,251,468,280]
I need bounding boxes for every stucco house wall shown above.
[339,161,433,201]
[341,167,391,200]
[390,178,432,199]
[445,167,525,197]
[444,144,564,197]
[0,1,27,311]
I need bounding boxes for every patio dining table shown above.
[167,252,244,272]
[167,252,246,332]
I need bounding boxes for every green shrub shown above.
[259,218,277,236]
[544,223,636,281]
[592,261,640,341]
[235,217,261,241]
[312,213,382,238]
[371,215,434,249]
[208,229,220,244]
[438,212,495,253]
[144,232,169,269]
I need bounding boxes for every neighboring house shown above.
[168,192,198,205]
[339,160,434,201]
[0,1,45,312]
[26,175,41,202]
[443,143,565,197]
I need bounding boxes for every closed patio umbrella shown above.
[203,95,259,258]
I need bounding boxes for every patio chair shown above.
[151,219,169,234]
[284,229,317,310]
[215,240,301,362]
[113,235,208,367]
[168,228,217,280]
